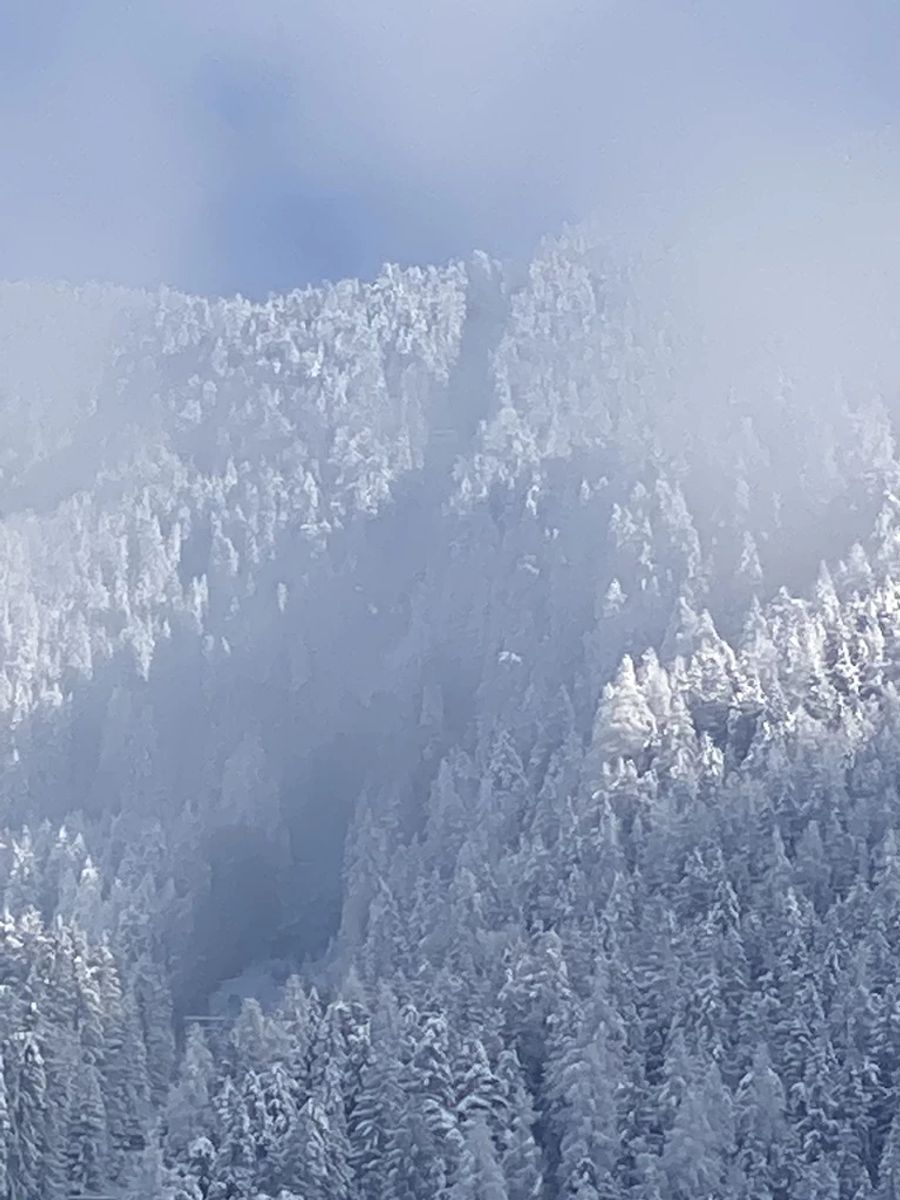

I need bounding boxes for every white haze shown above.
[629,132,900,401]
[2,0,900,308]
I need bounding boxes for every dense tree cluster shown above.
[2,229,900,1195]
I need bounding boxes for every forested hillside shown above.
[3,227,900,1197]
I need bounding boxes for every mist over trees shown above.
[2,224,900,1197]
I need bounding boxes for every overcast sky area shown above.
[1,0,899,299]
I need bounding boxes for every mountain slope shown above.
[2,229,900,1197]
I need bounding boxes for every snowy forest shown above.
[3,224,900,1199]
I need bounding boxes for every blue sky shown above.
[1,1,899,298]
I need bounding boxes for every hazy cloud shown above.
[1,1,899,295]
